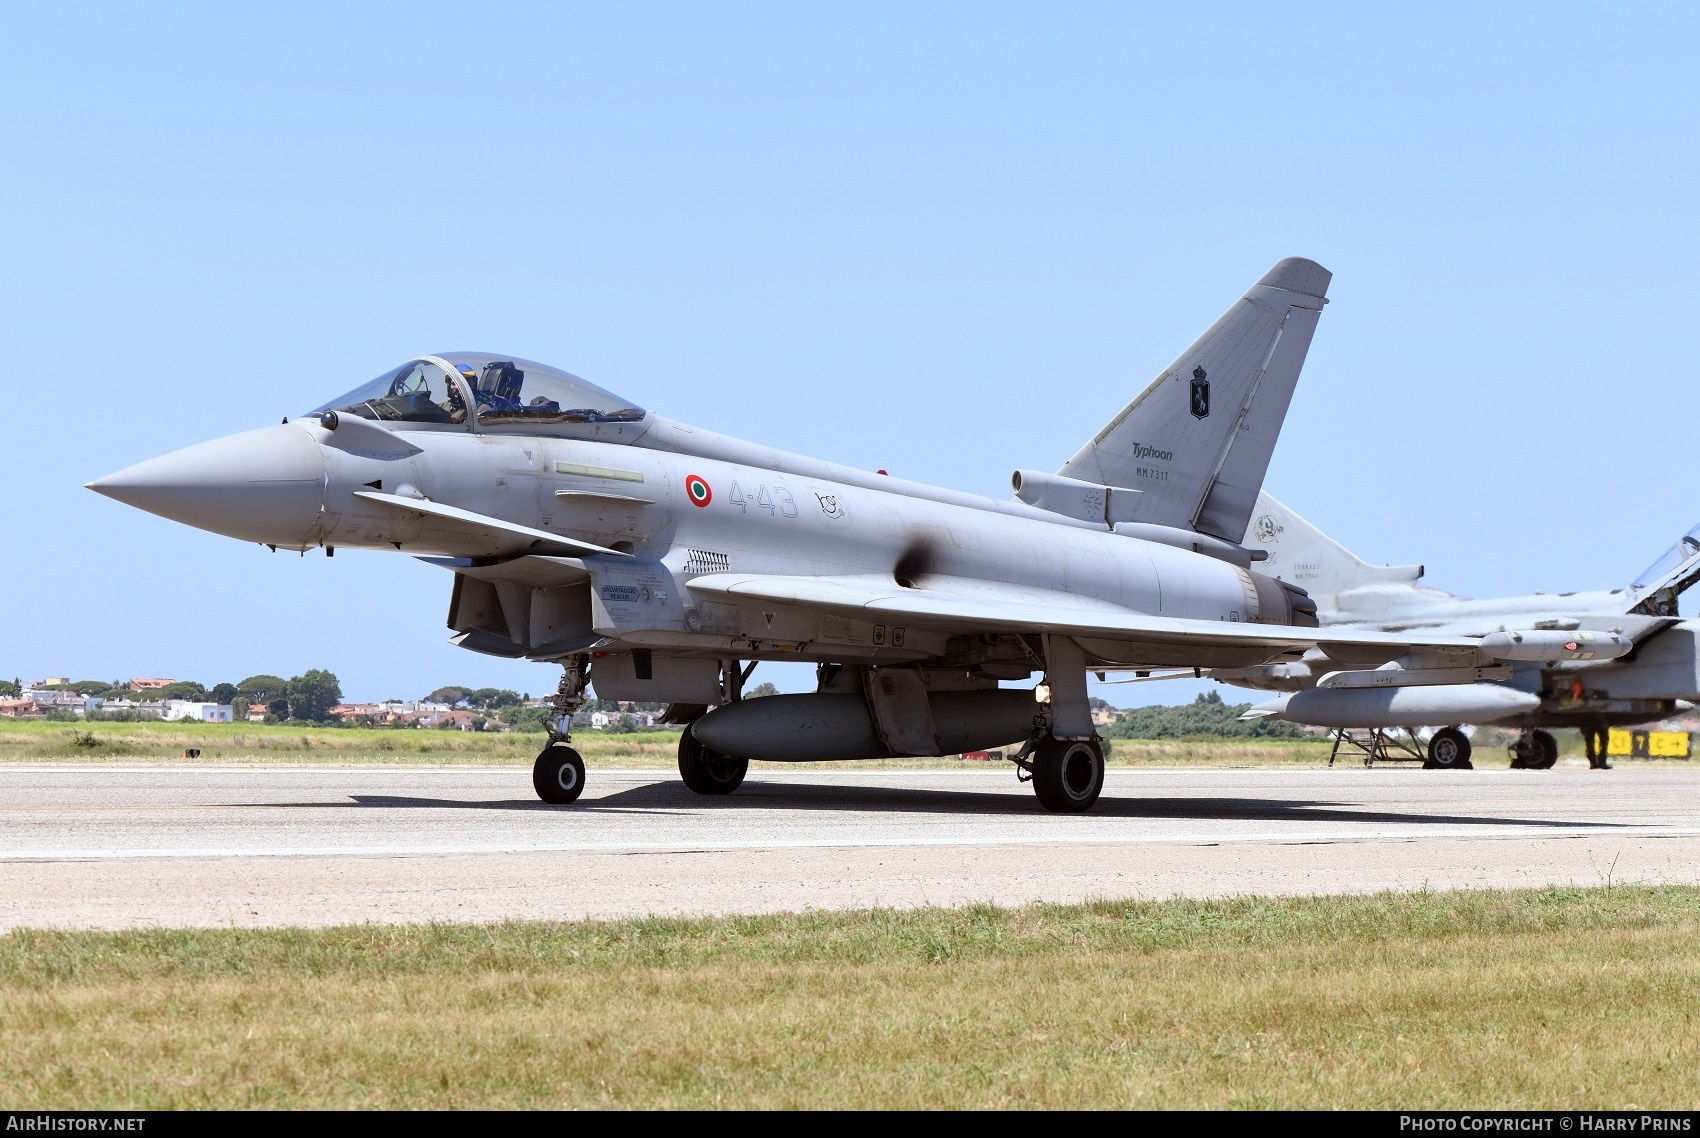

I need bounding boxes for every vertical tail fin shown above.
[1242,490,1428,615]
[1059,257,1331,541]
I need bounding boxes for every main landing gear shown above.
[677,728,748,795]
[1027,736,1106,813]
[676,660,752,796]
[1012,635,1107,813]
[1424,727,1474,770]
[1509,729,1559,770]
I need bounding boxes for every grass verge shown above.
[0,720,673,766]
[0,720,1340,768]
[1,720,1685,768]
[5,886,1699,1108]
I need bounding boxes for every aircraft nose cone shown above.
[87,424,326,547]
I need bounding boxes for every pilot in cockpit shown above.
[314,353,642,427]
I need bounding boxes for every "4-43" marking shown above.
[726,481,798,518]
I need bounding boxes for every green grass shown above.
[1,719,1686,769]
[0,719,1344,768]
[5,887,1699,1108]
[0,719,677,765]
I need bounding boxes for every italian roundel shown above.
[685,474,712,507]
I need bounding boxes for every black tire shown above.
[1424,727,1473,770]
[678,728,748,795]
[1530,729,1559,770]
[1032,737,1105,813]
[533,743,586,804]
[1508,735,1533,769]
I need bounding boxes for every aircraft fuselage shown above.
[93,414,1295,672]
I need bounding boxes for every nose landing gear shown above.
[532,655,591,805]
[533,743,586,804]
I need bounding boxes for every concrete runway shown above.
[4,764,1700,930]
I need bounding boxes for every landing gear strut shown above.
[533,655,590,805]
[1509,729,1559,770]
[1015,636,1107,813]
[1424,727,1473,770]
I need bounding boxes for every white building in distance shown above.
[163,701,233,723]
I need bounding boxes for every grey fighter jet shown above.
[87,257,1626,812]
[1223,493,1700,769]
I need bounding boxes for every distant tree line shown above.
[28,671,345,723]
[425,686,528,711]
[1101,691,1306,740]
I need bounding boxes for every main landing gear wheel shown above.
[533,743,586,804]
[1511,729,1559,770]
[1032,737,1105,814]
[1424,727,1473,770]
[678,728,748,795]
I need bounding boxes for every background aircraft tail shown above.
[1058,257,1331,542]
[1240,490,1429,616]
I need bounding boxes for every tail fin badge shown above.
[1189,367,1210,419]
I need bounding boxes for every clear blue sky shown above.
[3,3,1696,704]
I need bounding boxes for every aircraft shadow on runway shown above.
[588,780,1629,828]
[233,780,1631,829]
[238,796,695,816]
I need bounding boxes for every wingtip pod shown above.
[1255,257,1331,303]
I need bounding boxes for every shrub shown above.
[1102,691,1305,740]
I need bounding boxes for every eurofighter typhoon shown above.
[88,258,1624,812]
[1222,492,1700,769]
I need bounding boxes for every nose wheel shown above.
[533,742,586,804]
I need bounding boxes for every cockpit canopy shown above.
[1631,522,1700,592]
[1628,521,1700,617]
[311,353,645,431]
